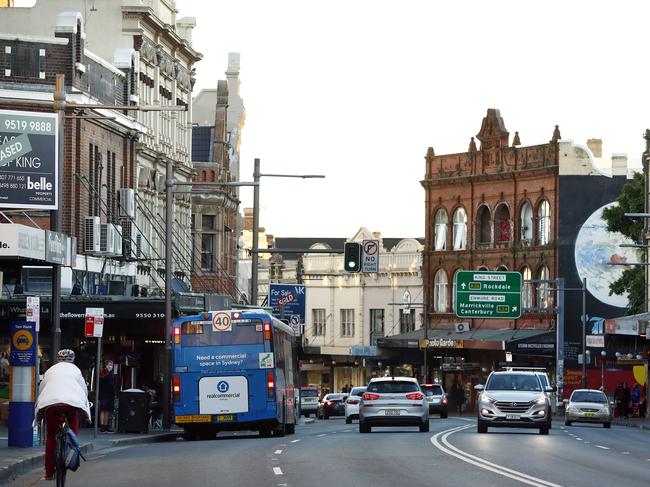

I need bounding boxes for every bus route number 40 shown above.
[212,312,232,332]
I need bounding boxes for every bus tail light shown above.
[173,375,180,402]
[267,371,275,398]
[173,326,181,344]
[264,322,271,340]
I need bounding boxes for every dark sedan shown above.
[317,393,347,419]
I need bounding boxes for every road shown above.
[7,417,649,487]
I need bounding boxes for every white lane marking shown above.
[583,441,590,444]
[273,467,283,475]
[290,439,300,443]
[316,434,327,437]
[343,429,351,432]
[595,445,610,450]
[575,438,582,441]
[431,426,564,487]
[622,452,630,455]
[274,449,283,454]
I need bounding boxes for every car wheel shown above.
[259,428,272,438]
[419,420,430,433]
[273,424,286,437]
[441,411,448,419]
[304,412,310,418]
[539,426,549,435]
[359,422,371,433]
[564,420,572,426]
[603,422,611,429]
[345,417,352,424]
[477,422,488,434]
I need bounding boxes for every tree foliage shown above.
[601,171,645,314]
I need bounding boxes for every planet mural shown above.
[574,202,641,308]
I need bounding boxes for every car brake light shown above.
[267,371,275,398]
[442,397,448,405]
[173,326,181,344]
[347,399,359,405]
[264,322,271,340]
[363,393,380,400]
[172,375,180,401]
[326,401,333,407]
[406,392,424,400]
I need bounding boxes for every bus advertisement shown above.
[172,309,298,440]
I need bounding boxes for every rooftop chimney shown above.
[587,138,603,158]
[611,153,628,176]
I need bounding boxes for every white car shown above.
[344,386,367,423]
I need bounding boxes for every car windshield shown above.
[349,387,367,397]
[367,381,419,393]
[486,374,541,392]
[301,389,318,397]
[325,394,344,401]
[421,385,443,396]
[571,391,607,403]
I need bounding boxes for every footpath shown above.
[0,425,182,485]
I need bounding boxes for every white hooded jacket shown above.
[34,362,91,424]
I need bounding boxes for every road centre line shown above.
[575,438,582,441]
[290,439,300,443]
[431,426,564,487]
[273,467,283,475]
[316,434,327,437]
[274,450,283,454]
[596,445,609,450]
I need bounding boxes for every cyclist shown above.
[34,349,91,480]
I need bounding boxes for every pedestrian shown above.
[614,381,624,417]
[0,352,9,381]
[621,381,631,419]
[453,382,465,416]
[98,360,115,432]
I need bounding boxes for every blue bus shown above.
[172,309,298,439]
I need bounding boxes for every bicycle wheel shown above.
[55,430,67,487]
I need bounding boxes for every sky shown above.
[15,0,650,239]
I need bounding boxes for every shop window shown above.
[537,200,551,245]
[434,209,448,250]
[475,205,492,248]
[452,207,467,250]
[340,309,355,337]
[433,269,448,312]
[521,266,533,309]
[494,203,512,244]
[520,202,533,242]
[312,308,326,336]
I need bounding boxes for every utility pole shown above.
[581,277,587,388]
[250,158,261,305]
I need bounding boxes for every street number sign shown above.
[454,271,522,319]
[362,239,379,273]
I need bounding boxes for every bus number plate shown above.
[217,415,235,421]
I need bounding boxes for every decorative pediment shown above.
[476,108,509,150]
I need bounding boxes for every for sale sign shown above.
[0,110,58,209]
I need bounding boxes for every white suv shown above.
[475,371,553,435]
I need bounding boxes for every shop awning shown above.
[377,327,552,349]
[604,312,649,337]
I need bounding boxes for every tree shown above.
[601,171,645,314]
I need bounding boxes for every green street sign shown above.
[454,271,522,319]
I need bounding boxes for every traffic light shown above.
[344,242,361,273]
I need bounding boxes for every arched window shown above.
[537,266,551,309]
[434,209,448,251]
[520,202,533,242]
[494,203,512,244]
[475,205,492,248]
[496,265,508,271]
[433,269,448,312]
[477,265,489,271]
[452,207,467,250]
[521,266,532,309]
[537,200,551,245]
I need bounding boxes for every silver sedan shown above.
[358,377,429,433]
[565,389,612,428]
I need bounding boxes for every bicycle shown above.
[54,412,69,487]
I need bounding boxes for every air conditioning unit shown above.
[118,188,135,219]
[84,216,101,254]
[112,224,123,257]
[99,223,116,255]
[454,322,471,333]
[136,232,150,259]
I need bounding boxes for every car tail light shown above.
[267,371,275,398]
[363,393,380,400]
[264,322,272,340]
[406,392,424,400]
[172,375,180,401]
[326,401,333,407]
[442,397,448,405]
[173,326,181,344]
[347,399,359,405]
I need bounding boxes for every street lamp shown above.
[249,158,325,305]
[585,349,591,388]
[601,350,607,391]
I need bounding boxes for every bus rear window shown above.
[181,321,264,347]
[181,322,204,335]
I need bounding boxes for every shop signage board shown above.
[454,271,522,319]
[0,109,58,209]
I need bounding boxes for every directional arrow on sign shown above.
[512,306,518,312]
[461,283,466,289]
